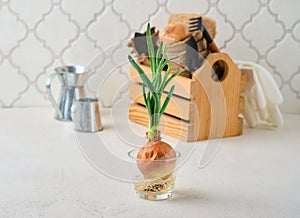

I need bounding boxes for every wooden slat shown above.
[239,96,245,114]
[224,117,244,137]
[240,69,249,93]
[130,64,194,100]
[129,104,198,142]
[129,83,194,121]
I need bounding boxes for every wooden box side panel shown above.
[192,53,244,140]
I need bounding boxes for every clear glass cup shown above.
[128,148,181,200]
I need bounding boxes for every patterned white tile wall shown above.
[0,0,299,113]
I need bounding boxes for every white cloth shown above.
[235,61,284,128]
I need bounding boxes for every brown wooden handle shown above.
[207,42,224,80]
[208,41,220,53]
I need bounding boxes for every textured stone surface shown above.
[0,108,299,217]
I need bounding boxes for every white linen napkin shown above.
[235,60,284,128]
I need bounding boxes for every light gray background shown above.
[0,0,299,114]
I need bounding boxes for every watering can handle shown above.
[46,73,63,120]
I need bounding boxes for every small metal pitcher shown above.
[46,65,90,121]
[71,98,103,132]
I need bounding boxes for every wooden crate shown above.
[129,52,246,142]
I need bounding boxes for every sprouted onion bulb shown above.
[137,140,176,179]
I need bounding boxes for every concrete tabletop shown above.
[0,108,299,218]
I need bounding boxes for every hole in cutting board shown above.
[211,60,228,82]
